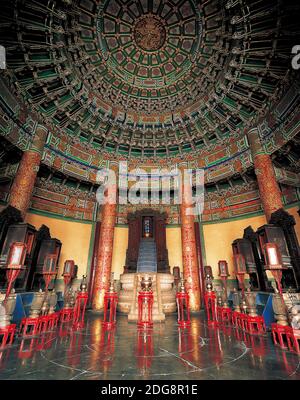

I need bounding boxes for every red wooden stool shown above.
[0,324,16,348]
[238,314,248,331]
[247,315,266,335]
[271,323,289,349]
[38,315,52,333]
[60,308,73,323]
[50,312,59,329]
[217,306,232,324]
[233,326,243,341]
[221,324,233,337]
[19,317,41,337]
[232,311,241,327]
[286,327,300,354]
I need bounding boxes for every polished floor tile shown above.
[0,312,299,380]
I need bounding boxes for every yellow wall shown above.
[23,204,299,288]
[25,213,93,280]
[166,226,183,272]
[203,214,267,278]
[111,226,128,279]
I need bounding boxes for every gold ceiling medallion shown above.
[133,14,166,52]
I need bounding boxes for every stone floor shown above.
[0,312,299,380]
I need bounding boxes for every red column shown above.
[180,167,201,311]
[248,128,283,222]
[9,125,47,218]
[92,184,117,311]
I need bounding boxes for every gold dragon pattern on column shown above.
[179,166,201,311]
[248,128,283,222]
[9,125,47,218]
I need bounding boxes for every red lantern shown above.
[233,253,247,296]
[176,278,190,328]
[5,242,27,300]
[72,276,88,330]
[137,276,153,329]
[263,243,286,295]
[43,253,58,292]
[103,275,118,329]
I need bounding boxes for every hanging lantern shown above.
[72,275,89,329]
[137,276,154,329]
[233,253,247,296]
[176,277,190,328]
[43,254,58,292]
[103,273,118,329]
[263,243,286,295]
[5,242,27,300]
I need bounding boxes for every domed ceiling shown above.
[1,0,298,159]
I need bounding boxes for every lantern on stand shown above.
[43,254,58,292]
[204,266,217,325]
[4,242,27,300]
[233,253,247,297]
[173,266,181,291]
[263,243,286,296]
[72,275,89,330]
[137,276,153,329]
[176,276,190,328]
[103,273,118,329]
[62,260,76,293]
[218,260,229,301]
[216,261,231,324]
